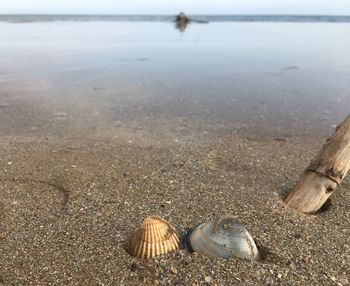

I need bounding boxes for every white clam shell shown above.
[188,217,259,260]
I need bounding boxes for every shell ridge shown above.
[128,215,180,259]
[151,222,159,257]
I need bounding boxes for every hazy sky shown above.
[1,0,350,15]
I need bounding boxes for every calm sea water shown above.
[1,15,350,23]
[0,17,349,137]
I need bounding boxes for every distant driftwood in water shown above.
[284,114,350,214]
[174,12,208,32]
[174,12,189,32]
[175,12,190,24]
[174,12,209,24]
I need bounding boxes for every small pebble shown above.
[170,267,178,274]
[205,276,212,283]
[339,278,349,285]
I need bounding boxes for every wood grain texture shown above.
[284,115,350,214]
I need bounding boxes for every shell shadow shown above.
[180,228,195,252]
[255,240,271,262]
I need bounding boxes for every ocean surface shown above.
[0,16,350,137]
[1,15,350,23]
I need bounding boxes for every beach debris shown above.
[175,12,190,32]
[175,12,190,24]
[285,114,350,213]
[282,65,299,70]
[273,137,288,142]
[185,217,259,260]
[54,112,67,120]
[128,215,180,259]
[339,277,349,285]
[0,103,10,108]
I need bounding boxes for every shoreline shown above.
[0,20,350,284]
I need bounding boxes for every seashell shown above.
[128,215,180,259]
[187,217,259,260]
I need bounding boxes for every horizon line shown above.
[0,13,350,16]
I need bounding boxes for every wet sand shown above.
[0,21,350,285]
[1,80,350,286]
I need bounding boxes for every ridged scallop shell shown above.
[188,217,259,260]
[128,215,180,259]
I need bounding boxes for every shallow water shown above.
[0,21,349,137]
[1,20,350,285]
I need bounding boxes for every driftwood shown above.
[175,12,190,32]
[284,115,350,214]
[175,12,190,24]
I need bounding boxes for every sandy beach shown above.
[0,20,350,285]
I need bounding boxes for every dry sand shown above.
[0,84,350,286]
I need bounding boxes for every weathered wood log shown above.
[175,12,190,32]
[175,12,190,24]
[284,115,350,214]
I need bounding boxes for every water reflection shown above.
[0,21,349,136]
[174,12,190,32]
[175,20,189,32]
